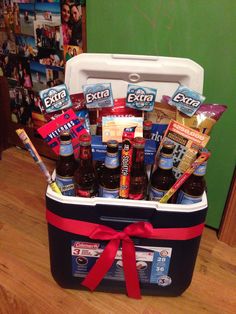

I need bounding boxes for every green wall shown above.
[86,0,236,228]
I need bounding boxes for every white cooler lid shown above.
[65,53,204,100]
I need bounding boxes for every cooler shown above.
[46,54,207,298]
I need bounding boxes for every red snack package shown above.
[98,98,143,118]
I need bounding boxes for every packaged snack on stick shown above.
[119,127,136,199]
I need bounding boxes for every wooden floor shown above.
[0,147,235,314]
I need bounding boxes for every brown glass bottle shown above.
[149,141,176,203]
[56,131,77,196]
[128,137,148,200]
[99,140,120,198]
[96,116,102,136]
[94,116,104,179]
[177,162,207,204]
[74,134,98,197]
[143,120,152,139]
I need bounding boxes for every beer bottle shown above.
[94,116,104,179]
[56,131,77,196]
[74,134,98,197]
[96,116,102,136]
[149,141,176,202]
[177,161,207,204]
[143,120,152,139]
[129,137,148,200]
[99,140,120,198]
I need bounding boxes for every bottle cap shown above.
[163,140,175,150]
[79,133,91,145]
[107,139,119,147]
[97,116,102,124]
[133,137,145,147]
[59,130,71,141]
[143,120,152,129]
[161,140,175,155]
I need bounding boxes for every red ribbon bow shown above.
[46,209,204,299]
[82,222,154,299]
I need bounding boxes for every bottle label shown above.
[99,185,119,198]
[149,186,166,201]
[76,186,98,198]
[159,156,173,170]
[80,147,92,160]
[105,153,119,169]
[194,162,207,176]
[56,175,75,196]
[76,189,91,198]
[128,192,144,200]
[59,142,73,156]
[135,150,144,163]
[177,190,202,204]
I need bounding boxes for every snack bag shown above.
[176,103,227,134]
[146,101,177,146]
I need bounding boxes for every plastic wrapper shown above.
[146,101,177,146]
[162,95,227,135]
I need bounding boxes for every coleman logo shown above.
[44,90,67,108]
[86,89,110,103]
[173,93,201,108]
[127,93,154,103]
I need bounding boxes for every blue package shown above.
[169,85,205,117]
[82,83,114,108]
[126,84,157,111]
[75,109,91,134]
[91,136,157,165]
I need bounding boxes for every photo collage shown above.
[0,0,85,135]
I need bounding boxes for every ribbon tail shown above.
[122,240,141,299]
[82,239,120,291]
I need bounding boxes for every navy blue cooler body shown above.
[46,188,207,297]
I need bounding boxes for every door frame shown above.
[218,168,236,246]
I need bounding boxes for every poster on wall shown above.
[0,0,86,158]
